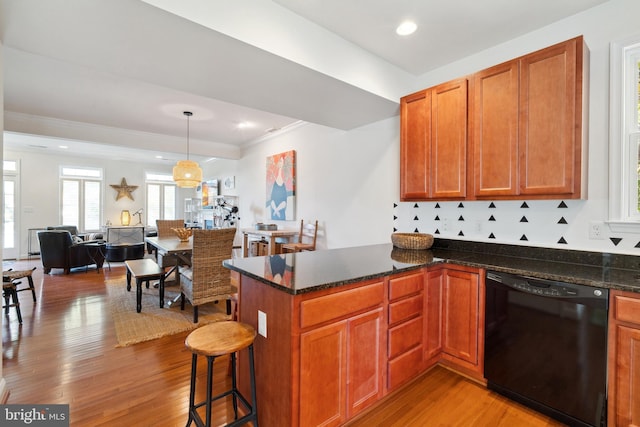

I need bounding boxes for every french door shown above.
[3,175,19,259]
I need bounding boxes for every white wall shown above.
[3,148,202,258]
[204,0,640,255]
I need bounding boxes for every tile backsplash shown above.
[393,200,640,255]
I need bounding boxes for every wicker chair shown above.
[179,228,237,323]
[282,220,318,253]
[155,219,187,282]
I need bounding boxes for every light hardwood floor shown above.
[2,258,565,427]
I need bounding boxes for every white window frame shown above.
[60,166,103,232]
[145,172,177,227]
[609,34,640,232]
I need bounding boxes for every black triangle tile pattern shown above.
[489,202,496,208]
[435,229,441,234]
[520,216,528,223]
[393,227,398,232]
[611,237,622,246]
[489,215,496,221]
[435,215,440,221]
[489,233,496,239]
[435,203,441,208]
[558,237,567,244]
[520,235,528,241]
[394,215,398,220]
[414,227,420,233]
[458,203,464,208]
[458,216,464,221]
[394,203,398,208]
[458,231,464,236]
[635,241,640,248]
[521,202,529,208]
[414,216,419,221]
[414,203,419,208]
[558,217,568,224]
[558,201,568,208]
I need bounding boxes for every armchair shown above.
[37,230,105,274]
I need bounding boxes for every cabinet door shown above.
[424,268,443,363]
[400,90,431,200]
[519,37,581,196]
[431,78,468,199]
[347,308,384,418]
[611,324,640,427]
[300,321,347,427]
[471,60,519,197]
[442,269,479,365]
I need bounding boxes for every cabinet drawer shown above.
[613,293,640,325]
[389,273,424,301]
[300,282,384,329]
[389,294,422,325]
[387,345,423,390]
[388,316,423,359]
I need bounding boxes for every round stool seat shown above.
[185,321,256,357]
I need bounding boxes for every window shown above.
[609,35,640,231]
[60,166,103,232]
[3,160,19,259]
[145,172,176,227]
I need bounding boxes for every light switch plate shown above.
[258,310,267,338]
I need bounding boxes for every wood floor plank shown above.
[2,259,565,426]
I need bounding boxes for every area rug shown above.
[106,279,231,347]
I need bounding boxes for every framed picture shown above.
[223,176,235,190]
[266,150,296,220]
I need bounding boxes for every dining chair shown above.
[282,220,318,253]
[155,219,187,282]
[179,228,237,323]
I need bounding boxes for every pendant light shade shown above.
[173,111,203,188]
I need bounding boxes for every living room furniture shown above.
[179,228,236,323]
[282,220,318,253]
[2,267,37,303]
[37,230,105,274]
[184,321,258,427]
[240,227,298,257]
[125,259,165,313]
[155,219,187,282]
[105,243,144,262]
[2,280,22,324]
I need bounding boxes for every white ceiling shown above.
[0,0,610,164]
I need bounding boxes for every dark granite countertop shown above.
[223,239,640,295]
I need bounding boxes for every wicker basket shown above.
[391,233,434,250]
[172,227,193,242]
[391,248,434,265]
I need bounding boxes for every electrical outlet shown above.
[258,310,267,338]
[589,221,605,240]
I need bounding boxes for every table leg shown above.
[136,279,142,313]
[243,233,249,257]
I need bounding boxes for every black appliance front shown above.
[484,271,608,427]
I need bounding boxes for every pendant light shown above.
[173,111,203,188]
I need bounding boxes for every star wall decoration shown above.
[110,177,138,201]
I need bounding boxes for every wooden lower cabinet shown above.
[425,265,484,378]
[608,290,640,427]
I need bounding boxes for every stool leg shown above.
[11,287,22,324]
[27,275,36,303]
[186,353,197,427]
[206,355,215,427]
[230,352,239,420]
[248,344,258,426]
[3,288,10,316]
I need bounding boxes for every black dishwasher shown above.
[484,271,608,427]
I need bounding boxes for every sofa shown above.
[38,229,105,274]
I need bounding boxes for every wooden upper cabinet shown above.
[431,79,468,199]
[519,37,583,197]
[400,90,431,200]
[400,79,467,201]
[471,60,519,197]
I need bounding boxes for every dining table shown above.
[144,235,193,306]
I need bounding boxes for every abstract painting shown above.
[266,150,296,220]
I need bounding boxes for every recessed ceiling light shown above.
[59,145,68,149]
[396,20,417,36]
[237,121,254,129]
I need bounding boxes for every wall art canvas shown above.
[266,150,296,220]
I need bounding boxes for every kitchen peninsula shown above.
[223,240,640,427]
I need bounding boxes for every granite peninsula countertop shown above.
[223,239,640,295]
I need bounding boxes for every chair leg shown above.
[226,298,232,315]
[180,293,185,310]
[193,306,198,323]
[10,288,22,324]
[27,274,37,302]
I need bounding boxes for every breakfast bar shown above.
[223,240,640,427]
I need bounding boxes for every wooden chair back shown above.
[156,219,185,238]
[282,220,318,252]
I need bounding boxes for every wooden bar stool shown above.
[185,321,258,427]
